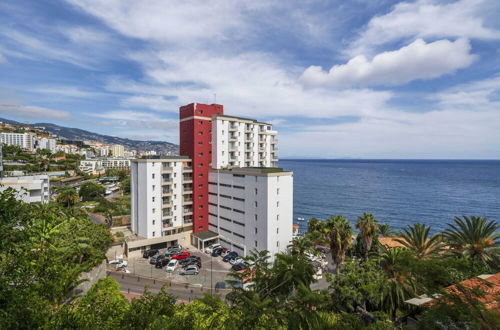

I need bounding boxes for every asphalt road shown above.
[108,271,230,302]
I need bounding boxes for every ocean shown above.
[278,159,500,233]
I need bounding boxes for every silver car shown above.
[180,265,199,275]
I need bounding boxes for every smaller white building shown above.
[0,174,50,203]
[110,144,125,158]
[208,167,293,258]
[36,137,57,153]
[101,158,131,170]
[130,157,194,250]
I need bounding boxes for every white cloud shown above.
[300,38,476,88]
[31,86,105,99]
[0,103,71,120]
[348,0,500,57]
[92,110,178,130]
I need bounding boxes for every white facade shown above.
[101,158,131,169]
[0,143,3,177]
[0,174,50,203]
[212,115,278,169]
[79,158,131,174]
[110,144,125,158]
[37,137,57,153]
[131,157,194,239]
[208,168,293,258]
[0,132,36,152]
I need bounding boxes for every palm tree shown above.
[378,223,396,237]
[323,215,353,274]
[288,236,314,255]
[443,216,499,267]
[380,247,418,318]
[395,223,443,259]
[56,186,80,207]
[356,213,379,261]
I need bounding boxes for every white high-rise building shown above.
[131,157,194,240]
[212,115,278,169]
[0,132,36,152]
[0,174,50,203]
[110,144,125,158]
[208,168,293,257]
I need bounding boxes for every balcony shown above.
[162,167,173,173]
[183,208,193,215]
[163,222,173,228]
[162,199,173,206]
[183,167,193,173]
[183,219,193,225]
[162,178,173,184]
[162,190,172,196]
[271,139,278,144]
[183,198,193,205]
[162,211,173,219]
[229,124,238,132]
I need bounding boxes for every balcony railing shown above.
[162,167,173,173]
[183,167,193,172]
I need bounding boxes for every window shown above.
[174,205,177,210]
[152,220,155,225]
[199,120,203,124]
[277,201,279,207]
[255,241,258,247]
[255,214,258,221]
[152,208,156,214]
[277,241,279,247]
[277,188,280,195]
[255,188,258,195]
[152,173,155,179]
[255,228,258,234]
[152,185,155,191]
[277,228,279,234]
[152,197,155,202]
[152,231,155,237]
[254,201,258,207]
[277,215,280,221]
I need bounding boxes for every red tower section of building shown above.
[179,103,224,233]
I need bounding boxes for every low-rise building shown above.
[101,158,131,170]
[0,174,50,203]
[36,137,57,153]
[129,157,194,255]
[208,167,293,257]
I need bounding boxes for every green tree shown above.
[121,177,131,194]
[53,278,129,329]
[56,185,80,207]
[356,213,379,261]
[79,181,105,201]
[395,223,443,259]
[443,216,499,268]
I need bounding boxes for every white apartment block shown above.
[208,167,293,258]
[212,115,278,169]
[131,157,194,240]
[0,174,50,203]
[0,132,36,152]
[0,143,3,177]
[101,158,131,170]
[110,144,125,158]
[36,137,57,153]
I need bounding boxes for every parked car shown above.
[205,243,221,254]
[220,248,230,257]
[150,255,161,265]
[166,259,178,272]
[180,256,201,266]
[155,257,170,268]
[179,265,199,275]
[165,245,183,255]
[229,256,243,265]
[223,252,238,262]
[211,247,224,257]
[143,249,159,258]
[231,262,248,271]
[171,251,191,260]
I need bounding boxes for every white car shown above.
[115,260,128,269]
[205,243,221,254]
[229,257,243,265]
[166,259,178,272]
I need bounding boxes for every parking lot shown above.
[118,246,235,288]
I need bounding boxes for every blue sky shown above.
[0,0,499,158]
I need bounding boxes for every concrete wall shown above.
[70,260,107,298]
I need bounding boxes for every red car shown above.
[171,251,191,260]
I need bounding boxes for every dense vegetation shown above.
[1,188,498,329]
[2,145,84,173]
